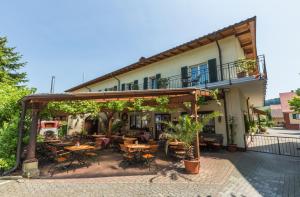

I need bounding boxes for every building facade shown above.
[66,17,267,148]
[279,92,300,130]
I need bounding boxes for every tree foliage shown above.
[289,88,300,113]
[0,37,27,84]
[0,36,33,171]
[162,112,220,160]
[0,82,34,170]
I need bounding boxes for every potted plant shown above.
[228,116,237,152]
[237,59,257,78]
[157,78,169,89]
[163,112,219,174]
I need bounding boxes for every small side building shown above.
[270,104,284,127]
[279,92,300,130]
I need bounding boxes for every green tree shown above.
[0,37,27,84]
[0,82,34,170]
[289,88,300,113]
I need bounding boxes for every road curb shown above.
[0,176,23,180]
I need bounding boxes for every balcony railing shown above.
[111,55,266,91]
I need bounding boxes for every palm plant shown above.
[162,112,220,160]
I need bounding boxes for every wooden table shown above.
[64,145,96,168]
[125,144,150,151]
[123,137,137,144]
[125,144,151,162]
[168,141,185,146]
[65,145,95,152]
[44,139,61,143]
[51,142,73,148]
[203,137,217,143]
[91,134,106,138]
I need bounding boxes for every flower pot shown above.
[184,159,200,174]
[237,71,246,78]
[228,144,237,152]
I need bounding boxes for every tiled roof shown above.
[279,92,296,113]
[66,16,257,92]
[270,104,283,118]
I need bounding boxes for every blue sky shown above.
[0,0,299,99]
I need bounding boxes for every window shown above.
[130,113,148,129]
[200,112,215,133]
[190,63,209,86]
[292,114,300,120]
[150,77,157,89]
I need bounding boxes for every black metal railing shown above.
[105,55,266,91]
[245,134,300,157]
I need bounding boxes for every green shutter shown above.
[113,85,117,91]
[143,77,148,90]
[181,66,189,87]
[121,83,125,91]
[208,58,218,83]
[104,88,108,91]
[156,74,161,89]
[133,80,139,90]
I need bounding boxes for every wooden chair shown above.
[47,145,70,176]
[200,136,207,150]
[119,144,134,165]
[142,145,159,170]
[84,144,101,165]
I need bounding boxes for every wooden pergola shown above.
[17,88,211,174]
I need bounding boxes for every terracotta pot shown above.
[184,159,200,174]
[228,144,237,152]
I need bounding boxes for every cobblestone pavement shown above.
[1,151,300,197]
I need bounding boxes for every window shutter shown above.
[113,85,118,91]
[133,80,139,90]
[181,66,188,87]
[143,77,148,90]
[208,58,218,83]
[292,114,297,119]
[156,74,161,89]
[104,88,108,91]
[121,83,125,91]
[128,83,132,90]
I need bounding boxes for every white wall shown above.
[226,87,246,148]
[73,36,245,92]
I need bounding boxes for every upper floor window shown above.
[150,76,157,89]
[190,63,209,86]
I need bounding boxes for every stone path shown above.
[1,151,299,197]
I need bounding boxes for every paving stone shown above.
[0,151,299,197]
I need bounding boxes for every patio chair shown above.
[119,144,135,165]
[81,142,101,165]
[47,145,70,176]
[142,144,159,171]
[200,136,207,150]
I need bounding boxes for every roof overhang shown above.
[66,16,257,92]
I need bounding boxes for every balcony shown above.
[118,55,267,91]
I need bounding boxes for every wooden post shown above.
[26,103,41,162]
[192,95,200,160]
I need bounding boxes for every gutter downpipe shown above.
[222,89,230,146]
[246,97,251,123]
[215,34,229,145]
[215,36,223,81]
[3,100,27,176]
[111,74,121,91]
